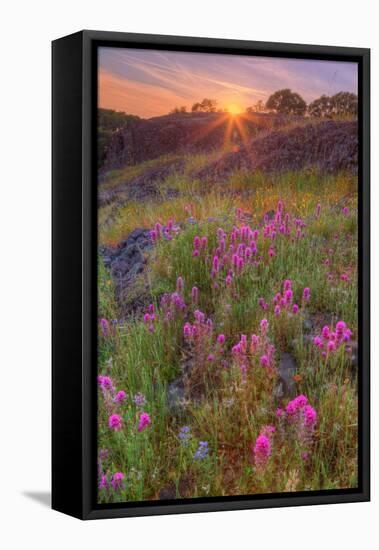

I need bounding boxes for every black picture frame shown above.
[52,30,370,520]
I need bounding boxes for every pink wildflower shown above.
[115,390,127,404]
[108,413,122,432]
[138,412,151,432]
[253,434,271,469]
[111,472,125,491]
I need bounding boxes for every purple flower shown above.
[260,318,268,332]
[253,434,271,469]
[100,318,110,337]
[179,426,191,446]
[108,413,122,431]
[111,472,125,491]
[143,313,151,324]
[292,304,299,314]
[260,355,269,367]
[115,390,127,404]
[176,276,184,293]
[138,412,151,432]
[303,405,317,428]
[99,474,108,490]
[133,392,146,407]
[217,334,225,345]
[303,287,310,301]
[183,322,192,338]
[98,375,114,391]
[193,441,209,460]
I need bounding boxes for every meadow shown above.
[97,133,358,503]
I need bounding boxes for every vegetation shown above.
[97,144,358,502]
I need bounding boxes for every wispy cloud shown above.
[98,47,358,118]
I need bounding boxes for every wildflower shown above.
[111,472,125,491]
[321,325,330,339]
[225,274,232,286]
[149,229,158,243]
[193,441,209,460]
[303,287,310,301]
[207,353,215,362]
[201,236,208,248]
[253,434,271,469]
[138,412,151,432]
[99,474,108,490]
[284,279,292,291]
[303,405,317,428]
[274,305,281,317]
[108,413,122,432]
[341,273,349,281]
[191,286,198,304]
[99,448,109,460]
[176,276,184,293]
[327,340,336,352]
[133,393,146,407]
[250,334,259,351]
[260,318,268,332]
[143,313,151,324]
[217,334,225,345]
[260,355,269,367]
[100,318,110,337]
[193,235,201,249]
[115,390,127,404]
[313,336,322,347]
[292,304,299,314]
[342,206,349,216]
[98,375,114,392]
[316,203,321,217]
[192,249,199,257]
[276,408,284,418]
[284,289,293,305]
[178,426,192,446]
[269,246,275,258]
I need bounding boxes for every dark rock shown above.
[102,112,294,170]
[194,120,358,182]
[99,228,153,316]
[274,352,298,401]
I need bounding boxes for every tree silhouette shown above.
[191,98,218,113]
[308,92,357,118]
[266,89,307,116]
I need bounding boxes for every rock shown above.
[194,120,358,182]
[99,228,153,316]
[274,352,298,401]
[166,378,186,414]
[102,112,293,170]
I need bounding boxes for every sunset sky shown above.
[98,47,358,119]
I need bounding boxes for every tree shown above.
[308,92,358,118]
[308,95,334,118]
[246,100,265,113]
[170,106,187,114]
[191,98,218,113]
[331,92,358,117]
[265,89,307,116]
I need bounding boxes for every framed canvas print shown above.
[52,30,370,519]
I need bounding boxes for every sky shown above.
[98,47,358,119]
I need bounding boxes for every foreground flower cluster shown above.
[97,188,358,502]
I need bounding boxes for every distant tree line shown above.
[171,90,357,118]
[245,89,357,118]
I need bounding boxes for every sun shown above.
[227,103,243,115]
